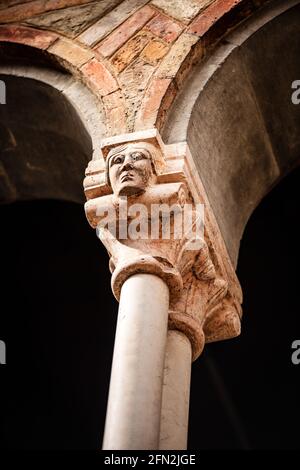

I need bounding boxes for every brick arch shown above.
[0,24,128,138]
[160,0,300,265]
[135,0,271,132]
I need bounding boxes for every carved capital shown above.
[84,129,242,360]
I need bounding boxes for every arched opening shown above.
[188,166,300,449]
[0,69,118,449]
[161,0,300,449]
[0,200,118,449]
[163,0,300,266]
[0,74,92,204]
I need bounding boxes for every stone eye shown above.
[131,151,144,161]
[112,155,124,165]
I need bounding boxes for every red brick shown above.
[103,90,127,134]
[140,40,169,65]
[0,25,57,49]
[0,0,92,23]
[145,13,183,43]
[81,58,119,96]
[187,0,242,36]
[106,106,128,135]
[111,31,151,73]
[136,77,172,129]
[48,38,94,67]
[95,5,155,57]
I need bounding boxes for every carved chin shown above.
[117,182,145,197]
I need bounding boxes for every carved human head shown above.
[106,142,162,197]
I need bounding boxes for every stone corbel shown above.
[84,128,242,361]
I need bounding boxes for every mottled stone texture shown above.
[0,25,57,49]
[48,38,94,67]
[111,31,153,72]
[145,13,183,43]
[25,1,123,38]
[186,5,300,265]
[95,5,155,56]
[80,58,118,96]
[119,57,156,127]
[0,0,272,137]
[0,1,27,8]
[151,0,215,23]
[187,0,243,36]
[0,0,95,22]
[78,0,150,46]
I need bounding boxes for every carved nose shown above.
[121,161,134,171]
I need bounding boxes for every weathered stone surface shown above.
[188,50,280,266]
[78,0,150,46]
[136,77,173,129]
[61,79,106,150]
[119,57,156,130]
[84,130,242,451]
[81,58,118,96]
[162,2,300,266]
[111,31,152,73]
[103,90,127,135]
[155,33,198,78]
[145,13,183,43]
[24,1,123,38]
[102,89,124,111]
[140,39,168,65]
[187,0,242,36]
[150,0,214,24]
[0,0,26,9]
[84,130,242,351]
[48,38,94,67]
[0,25,57,49]
[0,0,93,23]
[95,5,155,57]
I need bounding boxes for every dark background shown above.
[0,166,300,450]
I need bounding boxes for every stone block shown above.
[96,5,155,57]
[155,33,198,79]
[0,25,57,49]
[140,39,169,65]
[48,38,94,67]
[187,0,241,36]
[136,77,173,129]
[0,0,94,23]
[111,31,151,73]
[150,0,214,24]
[24,1,123,38]
[119,57,155,130]
[81,58,118,96]
[78,0,150,46]
[145,13,183,43]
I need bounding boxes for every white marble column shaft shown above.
[102,273,169,450]
[159,330,192,450]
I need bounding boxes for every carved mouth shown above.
[120,172,134,182]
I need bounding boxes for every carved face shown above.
[108,144,156,196]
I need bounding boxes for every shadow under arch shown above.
[161,0,300,449]
[187,165,300,449]
[0,55,118,449]
[162,0,300,266]
[0,73,93,204]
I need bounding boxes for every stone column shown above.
[84,129,242,450]
[103,274,169,450]
[159,330,192,450]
